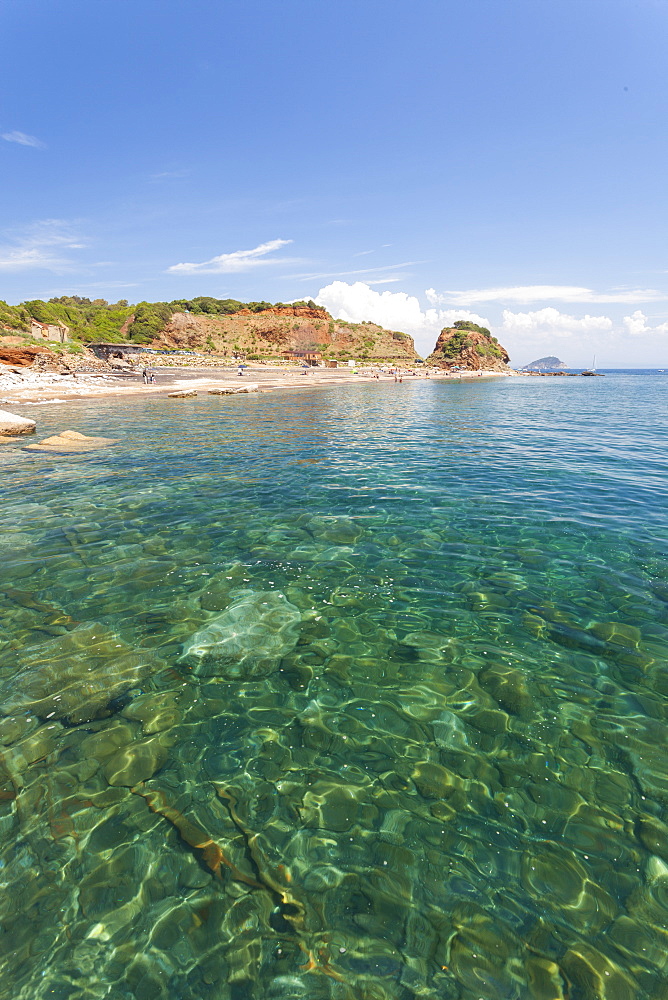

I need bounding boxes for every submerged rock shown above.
[1,624,161,724]
[103,736,168,786]
[308,515,363,545]
[25,430,117,453]
[180,589,301,678]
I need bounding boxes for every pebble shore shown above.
[0,361,511,406]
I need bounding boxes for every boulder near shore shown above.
[0,409,36,436]
[25,430,118,453]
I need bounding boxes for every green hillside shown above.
[0,296,323,346]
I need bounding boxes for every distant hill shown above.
[523,356,567,371]
[0,295,420,362]
[425,322,512,371]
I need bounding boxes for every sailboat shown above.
[582,354,601,376]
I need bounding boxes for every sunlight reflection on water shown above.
[0,374,667,999]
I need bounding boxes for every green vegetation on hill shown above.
[171,297,318,315]
[438,330,471,359]
[450,321,504,359]
[0,295,419,361]
[474,341,504,359]
[0,296,323,346]
[126,302,173,344]
[426,322,509,369]
[453,320,491,336]
[0,296,135,342]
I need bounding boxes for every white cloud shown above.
[427,284,665,306]
[315,280,490,355]
[2,130,45,148]
[0,220,85,272]
[623,310,668,336]
[501,307,613,339]
[290,260,421,281]
[168,238,293,274]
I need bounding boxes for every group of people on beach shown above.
[141,368,155,384]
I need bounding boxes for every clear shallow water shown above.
[0,373,667,1000]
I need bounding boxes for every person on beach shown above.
[142,367,148,383]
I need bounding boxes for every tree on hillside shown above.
[126,302,174,343]
[453,320,491,337]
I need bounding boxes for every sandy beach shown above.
[0,363,512,406]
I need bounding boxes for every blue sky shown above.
[2,0,667,364]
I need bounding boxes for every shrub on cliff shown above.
[453,320,492,337]
[0,300,31,332]
[438,331,472,358]
[126,302,174,344]
[475,342,503,359]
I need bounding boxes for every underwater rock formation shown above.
[181,589,301,679]
[1,623,162,724]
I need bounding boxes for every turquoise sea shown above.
[1,371,667,1000]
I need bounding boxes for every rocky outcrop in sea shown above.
[425,324,512,371]
[523,356,567,371]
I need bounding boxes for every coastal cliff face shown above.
[425,324,512,371]
[1,296,420,363]
[0,344,50,367]
[157,309,420,362]
[234,304,329,320]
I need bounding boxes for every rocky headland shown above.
[425,322,512,372]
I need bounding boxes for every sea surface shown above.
[0,371,667,1000]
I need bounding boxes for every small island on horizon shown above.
[522,356,568,371]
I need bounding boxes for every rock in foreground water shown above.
[25,430,117,452]
[181,589,301,678]
[1,624,161,723]
[208,383,260,394]
[0,409,36,436]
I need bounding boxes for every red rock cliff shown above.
[426,326,511,371]
[235,305,330,320]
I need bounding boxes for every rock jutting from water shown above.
[425,322,512,372]
[25,430,118,452]
[180,589,301,679]
[0,409,36,436]
[208,383,260,394]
